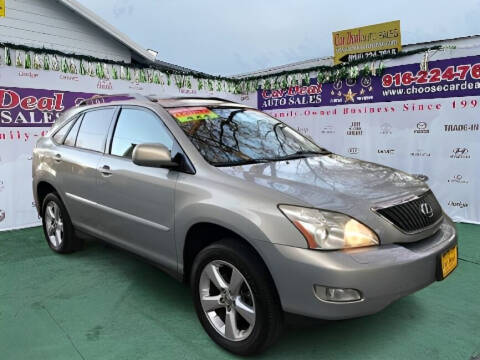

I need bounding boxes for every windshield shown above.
[168,106,329,166]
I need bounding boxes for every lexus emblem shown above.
[420,203,433,218]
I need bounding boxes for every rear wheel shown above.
[191,239,283,355]
[41,193,81,253]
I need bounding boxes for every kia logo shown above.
[420,203,434,218]
[417,122,427,130]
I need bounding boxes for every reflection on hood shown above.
[218,154,428,211]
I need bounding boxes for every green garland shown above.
[0,41,443,92]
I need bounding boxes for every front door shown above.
[95,107,178,270]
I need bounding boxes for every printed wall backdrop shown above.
[0,65,240,231]
[258,54,480,224]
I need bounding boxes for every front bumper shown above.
[256,217,457,320]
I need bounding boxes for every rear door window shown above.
[76,108,116,153]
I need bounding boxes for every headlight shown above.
[279,205,379,250]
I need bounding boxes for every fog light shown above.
[314,285,362,302]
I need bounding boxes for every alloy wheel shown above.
[45,201,64,248]
[199,260,256,341]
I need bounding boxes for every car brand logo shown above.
[414,122,429,134]
[321,125,335,134]
[413,174,429,181]
[380,122,392,135]
[448,174,468,184]
[448,200,469,208]
[377,149,395,155]
[347,121,363,136]
[450,147,470,159]
[454,147,468,155]
[420,203,434,218]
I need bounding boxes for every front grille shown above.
[375,191,443,233]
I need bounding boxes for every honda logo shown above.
[420,203,433,218]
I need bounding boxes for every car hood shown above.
[216,154,429,217]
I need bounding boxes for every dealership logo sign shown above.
[414,121,430,134]
[347,121,363,135]
[450,147,470,159]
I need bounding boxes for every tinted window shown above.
[53,119,74,144]
[111,108,173,159]
[64,117,82,147]
[169,107,326,166]
[76,108,115,152]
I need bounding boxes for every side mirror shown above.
[132,143,178,168]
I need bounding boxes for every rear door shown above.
[95,106,178,270]
[58,107,117,233]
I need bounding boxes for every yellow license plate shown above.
[441,245,458,279]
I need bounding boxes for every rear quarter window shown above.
[75,108,116,152]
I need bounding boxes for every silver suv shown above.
[33,95,458,355]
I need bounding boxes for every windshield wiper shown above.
[212,158,271,167]
[266,149,331,162]
[212,150,331,167]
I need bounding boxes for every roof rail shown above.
[76,93,154,107]
[156,96,233,102]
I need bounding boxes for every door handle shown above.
[98,165,112,176]
[54,154,62,163]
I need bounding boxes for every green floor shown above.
[1,224,479,360]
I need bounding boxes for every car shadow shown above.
[75,233,425,358]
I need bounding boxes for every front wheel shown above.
[191,239,283,355]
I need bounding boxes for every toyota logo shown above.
[420,203,434,217]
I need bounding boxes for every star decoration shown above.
[331,90,335,95]
[337,91,341,97]
[343,89,357,102]
[360,88,365,95]
[368,86,373,92]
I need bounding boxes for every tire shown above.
[191,239,283,355]
[41,193,81,254]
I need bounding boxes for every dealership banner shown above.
[258,55,480,224]
[0,65,240,231]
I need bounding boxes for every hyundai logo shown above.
[420,203,434,218]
